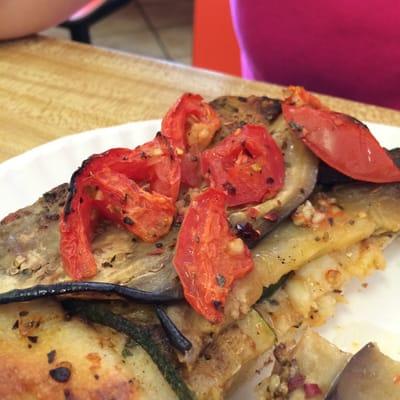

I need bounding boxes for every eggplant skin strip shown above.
[63,300,195,400]
[0,281,182,305]
[318,148,400,186]
[156,306,193,353]
[0,281,192,359]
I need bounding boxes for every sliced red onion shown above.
[304,383,322,398]
[288,374,305,392]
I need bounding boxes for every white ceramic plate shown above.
[1,120,400,398]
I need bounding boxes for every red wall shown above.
[193,0,241,76]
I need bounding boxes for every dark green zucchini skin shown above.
[258,272,293,302]
[63,300,195,400]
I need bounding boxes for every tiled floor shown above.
[43,0,193,65]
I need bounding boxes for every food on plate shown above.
[324,342,400,400]
[282,87,400,183]
[210,94,319,247]
[173,188,254,323]
[0,87,399,399]
[256,329,400,400]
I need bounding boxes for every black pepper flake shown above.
[28,336,38,344]
[288,121,304,132]
[28,344,32,349]
[45,212,60,221]
[43,190,58,204]
[241,141,253,158]
[212,300,223,311]
[216,274,226,287]
[123,216,134,225]
[155,242,164,248]
[64,313,72,322]
[140,151,148,159]
[101,261,113,268]
[64,388,73,400]
[49,367,71,383]
[47,350,56,364]
[223,181,236,196]
[19,310,29,317]
[266,177,275,185]
[235,223,260,243]
[349,219,355,225]
[12,320,19,330]
[94,374,99,380]
[328,217,334,226]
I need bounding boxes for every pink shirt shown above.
[230,0,400,110]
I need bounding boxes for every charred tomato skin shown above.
[173,188,254,323]
[201,124,285,207]
[283,87,400,183]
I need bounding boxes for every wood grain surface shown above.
[1,36,400,163]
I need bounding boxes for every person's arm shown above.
[0,0,90,40]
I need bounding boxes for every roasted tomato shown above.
[60,134,181,280]
[88,169,175,242]
[60,192,98,280]
[112,134,181,201]
[161,93,221,187]
[201,125,285,207]
[161,93,221,153]
[283,104,400,183]
[180,153,202,188]
[173,188,254,323]
[284,85,326,109]
[78,135,181,202]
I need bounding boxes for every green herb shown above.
[258,272,293,302]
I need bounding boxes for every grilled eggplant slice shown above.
[325,342,400,400]
[256,234,392,338]
[185,309,275,400]
[166,183,400,365]
[257,330,400,400]
[225,183,400,319]
[0,184,182,298]
[0,95,314,303]
[211,96,319,247]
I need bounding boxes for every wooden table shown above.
[1,36,400,163]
